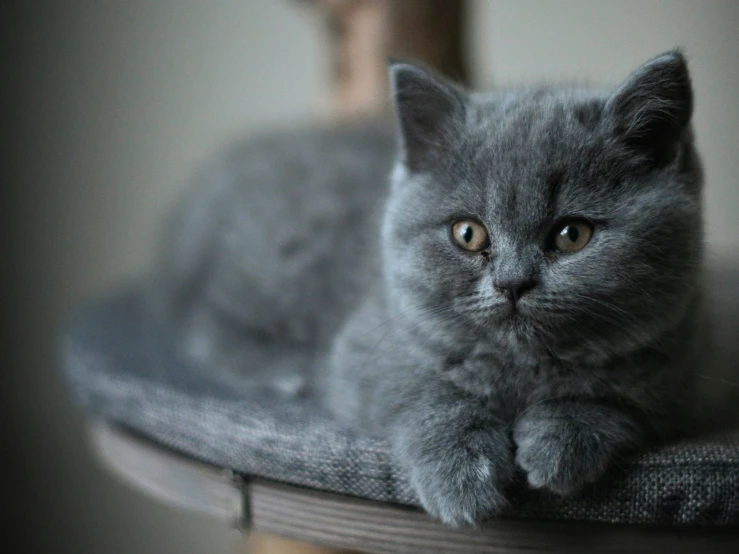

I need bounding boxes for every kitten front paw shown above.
[513,403,632,496]
[406,429,514,526]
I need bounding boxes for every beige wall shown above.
[8,2,738,553]
[472,0,739,254]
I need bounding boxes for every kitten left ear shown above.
[605,51,693,165]
[388,60,467,173]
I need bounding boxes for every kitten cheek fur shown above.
[343,52,703,525]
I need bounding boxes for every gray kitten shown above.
[157,51,733,525]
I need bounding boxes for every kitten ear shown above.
[388,60,467,173]
[605,51,693,165]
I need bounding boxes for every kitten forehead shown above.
[469,87,607,125]
[454,89,612,230]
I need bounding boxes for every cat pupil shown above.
[463,225,473,242]
[567,226,579,242]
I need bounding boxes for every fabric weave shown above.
[62,289,739,526]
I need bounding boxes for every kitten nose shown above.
[494,279,536,304]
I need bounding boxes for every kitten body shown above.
[158,52,737,525]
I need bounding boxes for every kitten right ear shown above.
[605,51,693,165]
[389,60,467,173]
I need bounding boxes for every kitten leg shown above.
[513,400,644,495]
[392,384,515,526]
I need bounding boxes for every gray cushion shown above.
[62,287,739,526]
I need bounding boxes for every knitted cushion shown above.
[62,287,739,526]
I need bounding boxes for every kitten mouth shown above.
[501,299,525,317]
[503,309,524,325]
[456,299,531,330]
[493,303,527,328]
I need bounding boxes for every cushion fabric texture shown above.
[62,288,739,526]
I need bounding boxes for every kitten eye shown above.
[551,220,593,253]
[451,219,489,252]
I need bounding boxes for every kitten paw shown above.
[407,429,514,526]
[513,403,624,496]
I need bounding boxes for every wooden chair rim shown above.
[89,422,739,553]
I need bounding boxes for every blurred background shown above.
[4,1,738,552]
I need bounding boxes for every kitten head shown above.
[382,51,702,362]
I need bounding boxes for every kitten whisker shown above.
[695,374,739,388]
[357,301,447,338]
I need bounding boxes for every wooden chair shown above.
[89,422,739,553]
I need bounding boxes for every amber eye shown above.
[551,220,594,253]
[451,219,489,252]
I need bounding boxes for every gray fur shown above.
[156,52,734,525]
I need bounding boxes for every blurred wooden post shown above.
[302,0,469,117]
[246,2,469,551]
